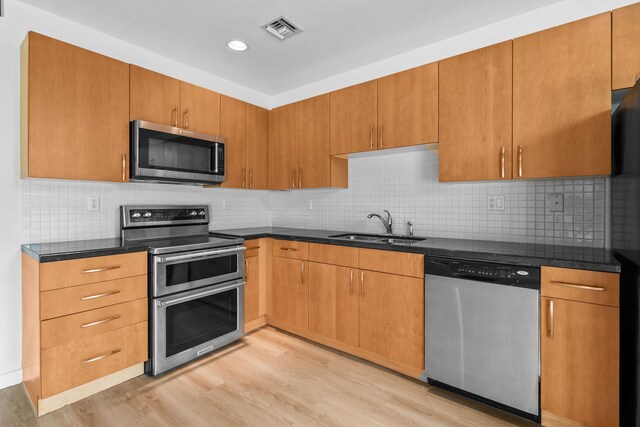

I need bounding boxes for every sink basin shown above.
[329,233,425,245]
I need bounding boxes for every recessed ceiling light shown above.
[228,40,248,52]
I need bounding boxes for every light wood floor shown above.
[0,327,536,427]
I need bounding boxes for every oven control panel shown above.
[122,206,209,227]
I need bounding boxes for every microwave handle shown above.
[157,281,245,307]
[214,143,219,173]
[156,246,245,264]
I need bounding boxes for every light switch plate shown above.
[549,193,564,212]
[87,196,100,211]
[223,200,230,210]
[306,200,313,210]
[487,195,505,211]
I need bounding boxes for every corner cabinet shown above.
[246,104,270,189]
[540,267,619,427]
[513,13,611,179]
[21,32,130,182]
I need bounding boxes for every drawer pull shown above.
[80,290,121,301]
[81,315,121,328]
[80,266,121,274]
[245,246,260,251]
[548,299,554,339]
[280,247,298,252]
[550,281,606,292]
[82,349,121,364]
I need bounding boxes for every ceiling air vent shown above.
[262,15,303,41]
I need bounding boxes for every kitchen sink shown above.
[329,233,425,245]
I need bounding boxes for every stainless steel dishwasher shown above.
[422,257,540,422]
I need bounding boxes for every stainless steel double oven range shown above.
[121,205,245,375]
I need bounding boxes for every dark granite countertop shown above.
[21,238,149,263]
[210,227,621,273]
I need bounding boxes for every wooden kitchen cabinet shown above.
[179,81,220,134]
[21,32,130,182]
[513,13,611,179]
[298,94,331,188]
[613,2,640,90]
[220,95,247,188]
[439,41,513,182]
[330,80,378,155]
[358,270,424,372]
[308,263,359,347]
[244,239,267,332]
[269,104,299,190]
[269,256,309,334]
[377,63,438,149]
[246,104,270,189]
[244,250,260,324]
[129,65,181,127]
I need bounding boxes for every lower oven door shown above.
[153,245,244,297]
[150,279,244,375]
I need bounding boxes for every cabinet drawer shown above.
[359,249,423,278]
[245,239,261,258]
[40,252,147,291]
[41,298,148,349]
[541,267,619,307]
[41,321,147,398]
[41,275,147,320]
[272,240,309,260]
[309,243,358,268]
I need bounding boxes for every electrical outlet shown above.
[306,200,313,210]
[487,195,504,211]
[223,200,230,210]
[87,196,100,211]
[549,193,564,212]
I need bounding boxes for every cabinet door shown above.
[309,263,358,347]
[244,256,260,324]
[270,257,308,333]
[246,104,269,189]
[439,42,513,182]
[541,297,619,426]
[613,3,640,90]
[130,65,181,127]
[377,64,438,149]
[358,271,424,370]
[298,94,330,188]
[269,104,299,190]
[220,96,247,188]
[330,81,378,155]
[513,13,611,179]
[23,33,129,182]
[180,81,220,134]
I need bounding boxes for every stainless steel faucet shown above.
[367,210,393,235]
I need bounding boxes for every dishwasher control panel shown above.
[425,257,540,289]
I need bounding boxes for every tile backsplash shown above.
[20,147,607,248]
[271,147,607,248]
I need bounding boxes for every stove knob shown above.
[143,211,152,218]
[199,210,206,216]
[132,212,141,218]
[190,210,198,216]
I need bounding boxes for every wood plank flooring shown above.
[0,327,536,427]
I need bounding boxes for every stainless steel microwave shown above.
[130,120,225,185]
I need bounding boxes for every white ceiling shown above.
[18,0,566,95]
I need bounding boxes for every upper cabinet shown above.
[269,104,299,190]
[246,104,270,189]
[377,64,438,149]
[130,65,181,127]
[130,65,220,134]
[21,32,130,182]
[439,42,513,182]
[513,13,611,179]
[220,95,246,189]
[613,2,640,90]
[330,81,378,155]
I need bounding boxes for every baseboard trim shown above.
[0,369,23,390]
[36,363,144,416]
[245,316,267,333]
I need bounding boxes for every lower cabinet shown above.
[243,239,268,332]
[244,254,260,323]
[270,255,309,334]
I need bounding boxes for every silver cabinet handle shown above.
[172,107,178,127]
[301,262,305,285]
[81,315,121,328]
[369,126,374,149]
[82,349,121,364]
[379,125,384,148]
[242,168,246,188]
[550,281,606,292]
[81,266,121,274]
[80,290,120,301]
[122,154,126,182]
[360,271,365,296]
[548,299,554,339]
[183,109,190,130]
[299,168,302,188]
[500,146,505,179]
[249,169,253,189]
[245,259,249,281]
[292,169,297,188]
[518,145,523,178]
[350,270,354,295]
[280,247,298,252]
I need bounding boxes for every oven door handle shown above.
[156,246,245,264]
[157,281,245,307]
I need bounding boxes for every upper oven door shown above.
[153,245,244,297]
[131,120,225,185]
